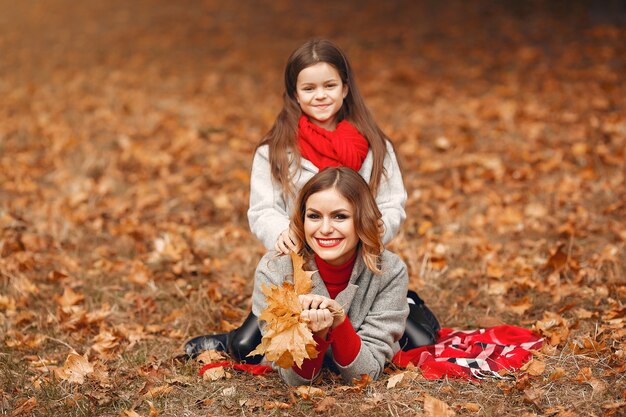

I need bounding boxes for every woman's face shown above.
[304,187,358,266]
[295,62,348,131]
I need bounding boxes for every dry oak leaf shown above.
[54,352,94,384]
[249,253,318,368]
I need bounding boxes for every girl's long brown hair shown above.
[291,167,383,274]
[258,39,390,199]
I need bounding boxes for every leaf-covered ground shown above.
[1,1,625,416]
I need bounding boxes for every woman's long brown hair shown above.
[258,39,390,199]
[291,167,383,274]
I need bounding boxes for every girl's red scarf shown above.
[297,115,369,172]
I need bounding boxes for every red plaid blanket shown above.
[393,325,543,380]
[199,325,542,381]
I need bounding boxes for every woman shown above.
[252,167,437,385]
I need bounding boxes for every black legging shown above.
[229,290,440,364]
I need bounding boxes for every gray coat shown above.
[252,249,409,386]
[247,141,407,250]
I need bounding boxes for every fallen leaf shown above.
[128,260,151,286]
[56,287,85,307]
[11,397,38,417]
[295,386,325,399]
[353,374,373,390]
[386,372,405,389]
[196,349,226,364]
[423,394,456,416]
[147,401,159,417]
[314,397,336,413]
[545,245,568,272]
[264,401,291,410]
[548,367,566,381]
[523,388,544,406]
[462,402,481,412]
[54,352,94,384]
[521,359,546,376]
[202,366,230,381]
[144,385,174,398]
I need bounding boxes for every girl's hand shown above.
[299,294,346,339]
[274,228,299,254]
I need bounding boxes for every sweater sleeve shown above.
[329,319,361,366]
[292,336,330,379]
[247,146,291,250]
[376,141,407,245]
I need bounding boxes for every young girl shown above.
[248,38,406,254]
[253,167,428,385]
[185,40,438,361]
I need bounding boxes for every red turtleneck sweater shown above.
[293,252,362,379]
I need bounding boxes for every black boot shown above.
[399,290,440,350]
[229,312,263,364]
[184,332,230,358]
[184,312,263,364]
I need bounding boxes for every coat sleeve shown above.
[247,146,291,250]
[377,141,407,245]
[333,258,409,383]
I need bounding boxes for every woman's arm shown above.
[247,146,291,250]
[333,255,409,383]
[376,142,407,245]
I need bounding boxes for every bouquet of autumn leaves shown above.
[248,253,320,368]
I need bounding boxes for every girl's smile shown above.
[296,62,348,131]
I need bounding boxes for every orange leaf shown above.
[290,252,315,295]
[352,374,373,390]
[249,281,318,368]
[56,287,85,307]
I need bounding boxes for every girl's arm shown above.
[332,254,409,383]
[376,141,408,245]
[247,146,291,250]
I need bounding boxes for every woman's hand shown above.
[299,294,346,339]
[274,228,299,254]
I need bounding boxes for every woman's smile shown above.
[315,237,343,248]
[304,188,358,266]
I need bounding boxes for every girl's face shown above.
[296,62,348,131]
[304,187,358,266]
